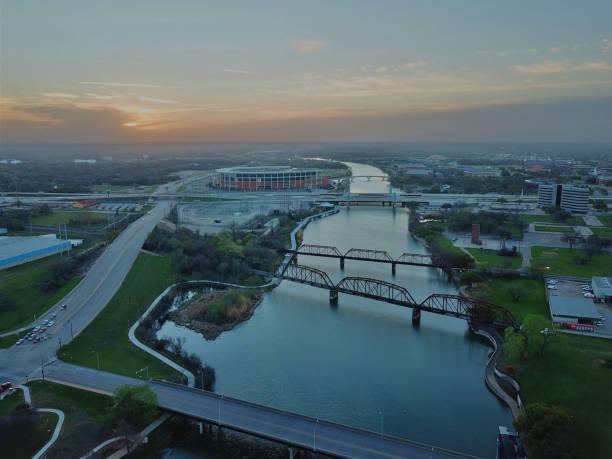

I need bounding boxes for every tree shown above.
[504,314,552,360]
[585,234,603,258]
[513,403,577,459]
[562,232,579,251]
[104,384,158,432]
[506,284,524,302]
[459,271,483,286]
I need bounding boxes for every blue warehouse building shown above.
[0,235,72,270]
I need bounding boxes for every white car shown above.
[547,285,557,290]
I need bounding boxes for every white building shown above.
[538,183,589,213]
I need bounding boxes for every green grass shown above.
[534,225,574,233]
[31,210,111,228]
[591,226,612,238]
[0,272,83,334]
[530,246,612,277]
[58,253,183,382]
[519,214,585,225]
[466,248,522,269]
[435,237,465,256]
[0,388,25,416]
[481,279,548,321]
[507,335,612,458]
[0,329,28,348]
[27,381,112,459]
[596,215,612,226]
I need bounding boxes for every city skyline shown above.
[2,0,612,143]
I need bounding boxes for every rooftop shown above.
[592,276,612,297]
[549,295,601,320]
[216,166,321,173]
[0,235,69,260]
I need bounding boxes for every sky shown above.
[1,0,612,143]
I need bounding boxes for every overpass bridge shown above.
[44,361,473,459]
[276,263,519,329]
[286,244,453,275]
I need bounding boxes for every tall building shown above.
[538,183,589,213]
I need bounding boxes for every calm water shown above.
[159,163,511,457]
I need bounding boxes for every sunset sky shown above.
[2,0,612,142]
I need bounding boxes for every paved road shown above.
[0,201,171,383]
[44,361,474,459]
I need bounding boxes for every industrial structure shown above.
[538,183,589,213]
[0,235,72,270]
[592,276,612,302]
[213,166,329,191]
[548,295,601,324]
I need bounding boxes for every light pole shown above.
[91,350,99,369]
[378,410,384,435]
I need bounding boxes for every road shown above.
[0,201,171,383]
[43,361,473,459]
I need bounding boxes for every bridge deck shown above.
[45,362,474,459]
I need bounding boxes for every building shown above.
[538,183,589,213]
[462,167,498,176]
[213,166,329,191]
[0,235,72,271]
[592,277,612,302]
[548,295,601,324]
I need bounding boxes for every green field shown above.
[596,215,612,227]
[506,334,612,458]
[534,225,574,233]
[530,246,612,277]
[482,279,548,321]
[466,248,522,269]
[435,237,465,256]
[591,226,612,238]
[0,269,83,333]
[32,210,110,228]
[58,253,182,382]
[519,214,584,225]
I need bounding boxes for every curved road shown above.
[0,201,171,382]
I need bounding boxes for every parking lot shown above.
[546,278,612,337]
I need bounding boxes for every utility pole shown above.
[41,359,45,380]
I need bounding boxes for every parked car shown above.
[0,382,12,393]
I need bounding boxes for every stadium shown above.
[213,166,329,191]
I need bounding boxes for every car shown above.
[48,321,55,326]
[33,337,40,343]
[27,335,34,341]
[50,314,57,319]
[0,382,12,393]
[16,339,23,345]
[547,285,557,289]
[33,326,40,331]
[38,327,46,333]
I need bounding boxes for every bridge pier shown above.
[292,254,298,264]
[329,289,338,305]
[391,262,396,275]
[412,308,421,324]
[289,447,296,459]
[340,257,345,270]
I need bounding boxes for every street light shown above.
[91,350,100,369]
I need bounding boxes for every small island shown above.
[171,289,264,340]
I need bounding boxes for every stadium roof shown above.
[548,295,600,320]
[216,166,321,173]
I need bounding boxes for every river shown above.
[158,162,511,457]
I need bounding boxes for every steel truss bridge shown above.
[276,263,519,329]
[286,243,453,275]
[350,175,389,181]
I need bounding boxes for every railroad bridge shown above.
[276,263,519,329]
[286,243,453,276]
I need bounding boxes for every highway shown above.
[44,361,473,459]
[0,201,171,382]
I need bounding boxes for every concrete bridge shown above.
[276,263,519,329]
[43,361,474,459]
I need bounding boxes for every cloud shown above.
[80,81,162,88]
[375,66,388,73]
[509,60,612,74]
[527,48,538,55]
[139,96,176,104]
[398,61,429,70]
[603,39,612,54]
[41,92,79,99]
[291,38,326,53]
[223,68,256,75]
[549,47,560,54]
[479,50,513,57]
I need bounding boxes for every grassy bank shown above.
[506,335,612,458]
[58,253,182,382]
[534,225,574,233]
[435,237,465,256]
[0,330,28,348]
[466,248,522,269]
[27,381,111,459]
[479,279,548,321]
[31,210,109,228]
[592,226,612,238]
[530,246,612,277]
[0,271,83,333]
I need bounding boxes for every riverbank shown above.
[171,289,264,340]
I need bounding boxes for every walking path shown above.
[15,384,66,459]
